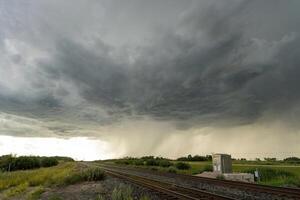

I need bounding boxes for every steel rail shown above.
[103,167,236,200]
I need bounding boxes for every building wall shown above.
[212,154,232,173]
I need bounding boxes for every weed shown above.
[26,186,45,200]
[63,167,105,185]
[111,184,133,200]
[96,195,105,200]
[3,182,29,198]
[140,196,151,200]
[49,195,63,200]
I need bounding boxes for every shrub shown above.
[82,167,105,181]
[63,173,84,185]
[242,167,294,182]
[159,160,172,168]
[111,184,133,200]
[13,156,41,170]
[64,167,105,185]
[41,157,59,167]
[133,160,144,166]
[167,166,177,173]
[175,162,191,170]
[145,159,159,166]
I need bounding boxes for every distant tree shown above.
[0,154,15,171]
[206,155,212,161]
[283,157,300,163]
[12,156,40,170]
[177,154,211,162]
[264,157,277,162]
[141,156,155,160]
[40,157,59,167]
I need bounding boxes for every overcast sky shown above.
[0,0,300,160]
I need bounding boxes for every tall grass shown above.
[241,167,300,186]
[0,163,106,199]
[111,184,151,200]
[0,162,76,191]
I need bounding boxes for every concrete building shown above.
[212,154,232,173]
[223,173,254,183]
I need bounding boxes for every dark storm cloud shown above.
[1,0,300,134]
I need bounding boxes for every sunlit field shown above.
[0,162,76,199]
[106,157,300,187]
[0,162,105,200]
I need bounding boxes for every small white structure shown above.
[196,153,254,183]
[212,154,232,173]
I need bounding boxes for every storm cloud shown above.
[0,0,300,158]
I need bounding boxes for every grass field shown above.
[0,162,76,199]
[109,159,300,187]
[0,162,105,200]
[184,161,300,187]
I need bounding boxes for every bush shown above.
[175,162,191,170]
[0,155,62,172]
[242,167,294,182]
[13,156,41,170]
[133,160,144,166]
[112,184,133,200]
[64,167,105,185]
[145,159,159,166]
[41,157,59,167]
[159,160,172,168]
[167,166,177,173]
[82,167,105,181]
[64,173,84,185]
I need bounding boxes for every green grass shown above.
[26,186,45,200]
[111,184,150,200]
[186,161,300,187]
[110,159,300,187]
[0,162,106,199]
[0,162,76,191]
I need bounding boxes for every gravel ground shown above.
[99,165,296,200]
[40,175,162,200]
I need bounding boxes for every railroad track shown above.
[103,167,236,200]
[94,163,300,200]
